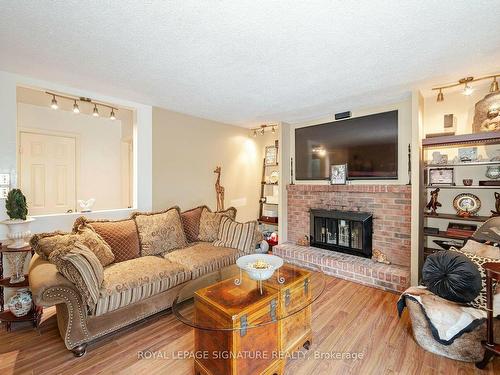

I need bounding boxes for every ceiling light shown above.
[72,100,80,113]
[436,89,444,102]
[490,77,499,93]
[272,126,276,134]
[92,104,99,117]
[50,95,58,109]
[110,109,116,120]
[463,83,474,96]
[253,130,257,137]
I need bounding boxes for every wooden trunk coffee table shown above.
[172,260,325,375]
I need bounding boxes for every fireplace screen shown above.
[310,209,372,258]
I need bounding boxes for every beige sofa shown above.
[28,206,254,357]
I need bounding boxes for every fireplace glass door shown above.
[338,219,350,247]
[350,221,363,250]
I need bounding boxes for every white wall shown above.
[152,107,261,222]
[0,70,152,238]
[18,103,124,211]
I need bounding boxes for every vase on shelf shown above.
[5,251,29,284]
[7,288,33,317]
[1,217,35,249]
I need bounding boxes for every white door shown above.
[19,132,76,215]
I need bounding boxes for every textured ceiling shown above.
[1,1,499,127]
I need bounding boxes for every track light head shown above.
[436,90,444,102]
[260,127,265,136]
[253,130,257,137]
[459,77,474,96]
[50,95,58,109]
[72,100,80,113]
[110,109,116,120]
[93,104,99,117]
[490,77,499,93]
[272,126,276,134]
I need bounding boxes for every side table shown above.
[0,243,43,331]
[476,262,500,369]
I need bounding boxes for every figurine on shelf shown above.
[491,192,500,217]
[426,188,442,215]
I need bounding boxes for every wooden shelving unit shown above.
[423,213,490,222]
[422,131,500,147]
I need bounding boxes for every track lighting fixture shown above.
[490,76,499,93]
[46,91,118,120]
[433,73,499,103]
[50,95,58,109]
[249,124,278,137]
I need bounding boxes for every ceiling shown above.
[1,1,499,127]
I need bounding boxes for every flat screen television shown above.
[295,110,398,180]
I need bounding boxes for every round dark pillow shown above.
[422,250,482,303]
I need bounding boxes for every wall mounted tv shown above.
[295,110,398,180]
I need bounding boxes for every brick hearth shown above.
[287,184,411,267]
[274,243,410,293]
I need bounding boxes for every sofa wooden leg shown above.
[71,344,87,357]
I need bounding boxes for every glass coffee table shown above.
[172,258,325,375]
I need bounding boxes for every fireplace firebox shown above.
[310,209,373,258]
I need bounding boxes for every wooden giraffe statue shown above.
[214,166,225,211]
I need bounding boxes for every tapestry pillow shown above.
[472,217,500,245]
[48,242,104,308]
[461,239,500,259]
[73,216,140,263]
[453,247,500,310]
[422,250,482,304]
[132,206,187,256]
[198,207,237,242]
[30,227,114,267]
[213,216,258,253]
[180,205,208,243]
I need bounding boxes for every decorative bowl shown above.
[236,254,284,281]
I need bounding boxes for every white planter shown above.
[1,218,35,248]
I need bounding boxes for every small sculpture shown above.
[372,249,390,265]
[491,192,500,217]
[297,235,309,246]
[426,188,442,215]
[214,166,225,211]
[78,198,95,213]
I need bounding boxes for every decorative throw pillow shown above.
[472,217,500,245]
[461,239,500,259]
[48,242,104,308]
[74,217,140,263]
[180,206,207,242]
[422,250,482,303]
[198,207,237,242]
[132,206,187,256]
[213,216,258,253]
[452,247,500,310]
[30,227,114,267]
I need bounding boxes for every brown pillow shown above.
[198,207,237,242]
[132,206,188,256]
[181,206,207,242]
[74,217,140,263]
[30,227,114,267]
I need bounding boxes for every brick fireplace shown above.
[273,184,411,293]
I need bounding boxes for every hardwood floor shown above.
[0,276,498,374]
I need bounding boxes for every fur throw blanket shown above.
[398,286,489,345]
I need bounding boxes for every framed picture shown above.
[265,146,278,166]
[428,167,455,186]
[330,164,347,185]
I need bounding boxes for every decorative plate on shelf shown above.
[453,193,481,215]
[269,171,279,184]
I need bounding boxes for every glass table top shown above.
[172,258,325,331]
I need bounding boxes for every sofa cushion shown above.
[94,256,191,316]
[163,242,241,278]
[48,242,104,308]
[214,216,258,254]
[30,227,114,267]
[132,206,187,256]
[461,239,500,259]
[181,205,207,242]
[74,217,140,263]
[198,207,237,242]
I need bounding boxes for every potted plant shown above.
[2,189,34,248]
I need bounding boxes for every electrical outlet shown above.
[0,173,10,185]
[0,187,9,199]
